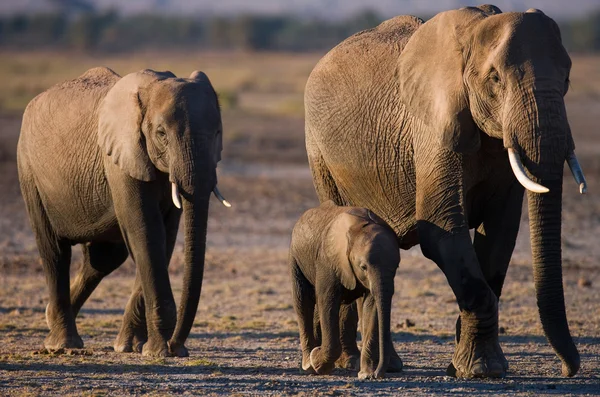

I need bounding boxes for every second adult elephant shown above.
[18,67,229,357]
[305,6,586,378]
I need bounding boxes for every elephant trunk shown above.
[168,143,215,356]
[505,89,579,376]
[371,274,394,379]
[527,182,579,377]
[169,193,210,355]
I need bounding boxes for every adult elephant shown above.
[18,67,230,357]
[304,5,586,378]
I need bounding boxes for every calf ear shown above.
[328,213,357,291]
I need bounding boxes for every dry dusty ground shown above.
[1,54,600,396]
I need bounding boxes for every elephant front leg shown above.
[335,302,360,370]
[357,294,401,379]
[457,181,524,372]
[111,177,177,358]
[420,226,505,378]
[310,284,343,375]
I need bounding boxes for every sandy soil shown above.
[1,101,600,396]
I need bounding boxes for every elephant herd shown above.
[17,5,588,380]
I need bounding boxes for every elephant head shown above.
[333,211,399,378]
[398,6,584,376]
[98,69,229,354]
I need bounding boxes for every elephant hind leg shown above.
[71,241,129,316]
[290,257,318,373]
[114,272,147,354]
[20,181,82,350]
[306,130,343,205]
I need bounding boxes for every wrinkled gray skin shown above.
[305,5,580,378]
[18,67,223,357]
[289,201,400,379]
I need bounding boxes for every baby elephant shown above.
[289,201,400,379]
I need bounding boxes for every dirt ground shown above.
[1,68,600,395]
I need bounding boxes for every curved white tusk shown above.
[566,151,587,194]
[171,183,182,209]
[507,148,550,194]
[213,186,232,208]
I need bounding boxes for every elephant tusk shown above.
[566,151,587,194]
[171,183,182,209]
[213,186,232,208]
[507,148,550,194]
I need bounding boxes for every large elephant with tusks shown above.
[304,5,586,378]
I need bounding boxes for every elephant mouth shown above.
[170,182,231,209]
[506,148,587,195]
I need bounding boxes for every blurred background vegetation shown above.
[1,5,599,117]
[1,8,599,53]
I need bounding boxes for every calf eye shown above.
[360,264,367,271]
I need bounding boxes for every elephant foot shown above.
[300,353,316,374]
[114,322,147,353]
[114,333,146,353]
[44,304,83,350]
[168,340,189,357]
[449,335,506,378]
[141,337,170,357]
[387,350,403,373]
[335,350,360,370]
[44,328,83,351]
[358,366,386,380]
[309,347,337,375]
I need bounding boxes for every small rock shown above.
[397,319,415,329]
[578,277,592,288]
[499,326,506,334]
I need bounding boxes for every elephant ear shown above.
[98,69,174,181]
[398,8,487,153]
[189,70,222,165]
[328,212,363,291]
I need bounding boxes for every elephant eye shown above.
[360,263,367,271]
[156,127,167,142]
[489,71,501,84]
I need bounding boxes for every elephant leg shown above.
[21,182,82,350]
[71,241,129,316]
[306,131,343,205]
[115,206,181,355]
[42,239,81,350]
[310,283,342,375]
[336,302,360,370]
[313,302,322,347]
[109,175,176,358]
[415,154,504,378]
[419,223,504,378]
[355,295,402,373]
[357,294,401,379]
[358,293,378,378]
[290,257,318,373]
[469,181,523,370]
[114,271,148,353]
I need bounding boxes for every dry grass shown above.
[1,51,600,116]
[0,50,322,116]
